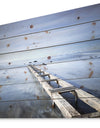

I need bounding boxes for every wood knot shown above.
[77,16,80,20]
[8,62,11,65]
[9,105,12,108]
[91,35,95,39]
[92,22,96,25]
[45,31,50,34]
[0,85,2,88]
[47,56,51,60]
[24,37,28,40]
[89,62,93,65]
[30,24,34,28]
[24,71,27,74]
[7,44,10,47]
[6,76,10,79]
[37,96,39,100]
[80,86,84,89]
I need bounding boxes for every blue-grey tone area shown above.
[0,4,100,118]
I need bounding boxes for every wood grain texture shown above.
[70,78,100,92]
[0,67,33,85]
[0,4,100,40]
[0,40,100,69]
[0,4,100,118]
[0,82,50,102]
[28,66,80,118]
[35,66,100,112]
[0,59,100,86]
[37,58,100,80]
[0,20,100,54]
[0,100,63,118]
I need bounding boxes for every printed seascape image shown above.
[0,4,100,118]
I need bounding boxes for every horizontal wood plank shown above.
[0,100,63,118]
[0,83,50,102]
[0,4,100,39]
[0,40,100,69]
[0,59,100,86]
[71,78,100,92]
[0,67,34,85]
[0,21,100,54]
[38,58,100,80]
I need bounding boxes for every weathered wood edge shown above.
[28,65,80,118]
[0,4,100,40]
[32,65,100,112]
[0,20,100,55]
[74,112,100,118]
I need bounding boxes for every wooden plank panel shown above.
[0,59,100,85]
[0,83,50,102]
[0,21,100,54]
[0,100,63,118]
[38,58,100,80]
[0,67,34,85]
[0,40,100,69]
[28,66,80,118]
[0,80,99,118]
[0,4,100,40]
[71,78,100,92]
[0,65,99,97]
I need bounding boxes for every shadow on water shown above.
[49,79,99,115]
